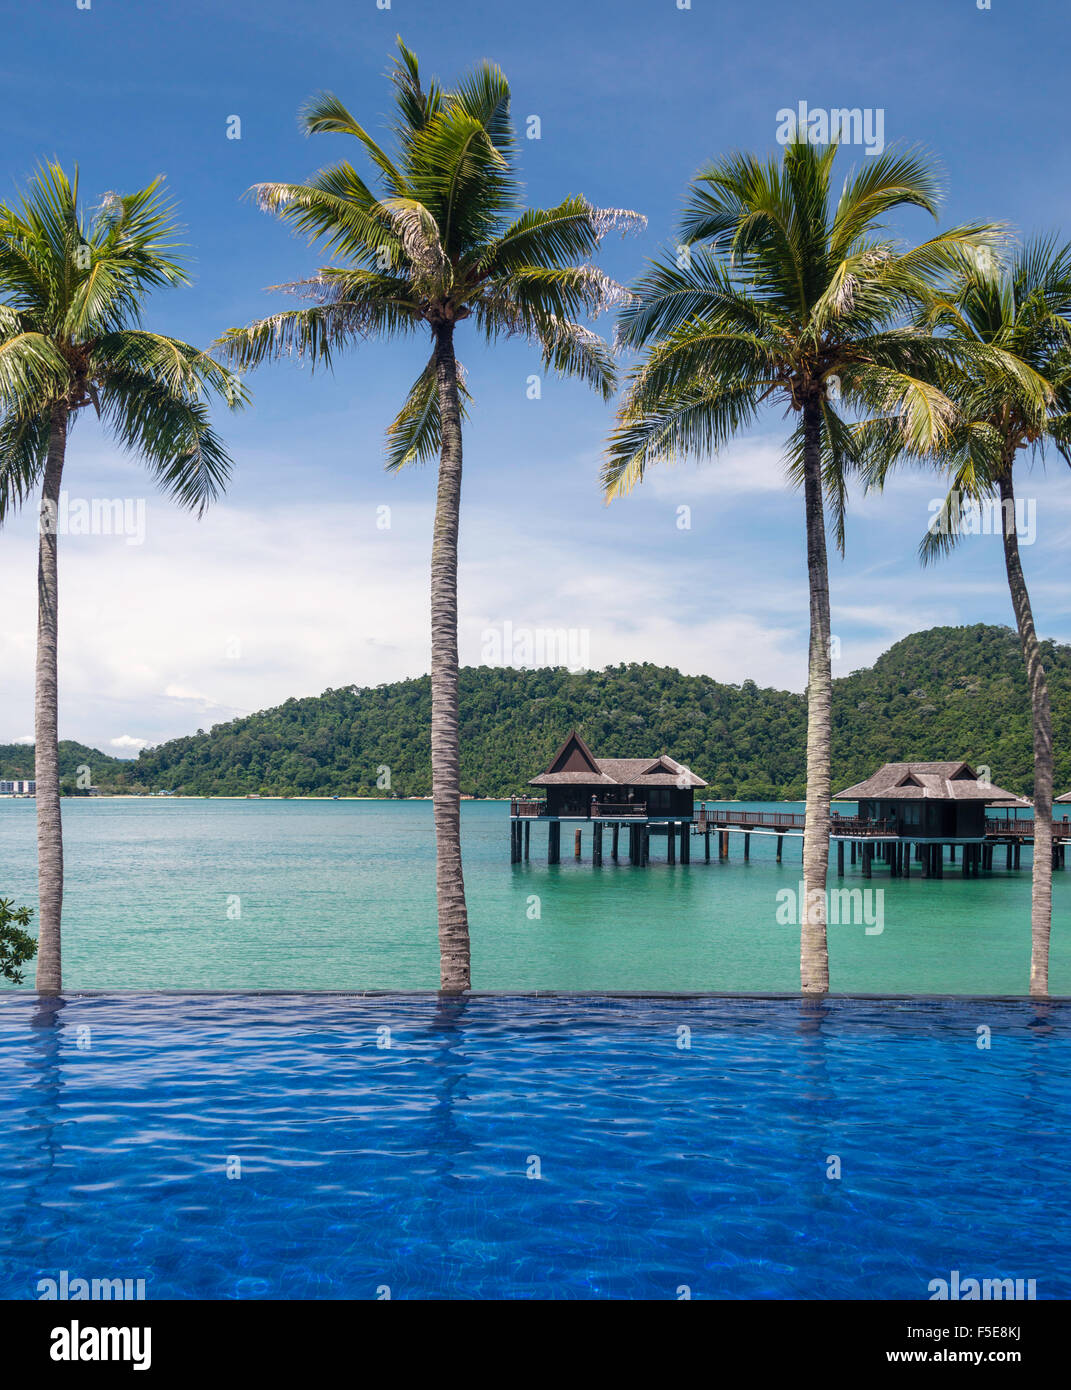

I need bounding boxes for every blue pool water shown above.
[1,993,1068,1300]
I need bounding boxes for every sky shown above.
[1,0,1070,755]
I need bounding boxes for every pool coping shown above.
[2,988,1070,1001]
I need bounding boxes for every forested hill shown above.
[0,741,130,788]
[50,623,1071,800]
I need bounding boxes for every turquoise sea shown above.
[0,798,1067,994]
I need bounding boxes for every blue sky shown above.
[1,0,1070,753]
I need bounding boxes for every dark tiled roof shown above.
[529,734,705,788]
[834,761,1028,805]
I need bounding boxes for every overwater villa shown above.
[831,760,1069,876]
[835,761,1026,837]
[509,730,705,864]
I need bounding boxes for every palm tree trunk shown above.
[801,396,831,993]
[34,403,69,995]
[998,470,1052,996]
[430,322,471,992]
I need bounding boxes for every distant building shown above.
[0,779,36,795]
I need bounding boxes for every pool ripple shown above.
[0,993,1068,1300]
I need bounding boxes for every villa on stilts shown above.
[830,761,1068,877]
[508,730,706,865]
[509,743,1071,875]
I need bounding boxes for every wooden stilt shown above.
[1014,841,1021,869]
[851,840,857,864]
[667,822,676,864]
[574,828,582,860]
[776,835,784,863]
[680,821,690,864]
[863,843,872,878]
[837,840,844,877]
[704,828,711,862]
[548,821,560,865]
[612,823,619,861]
[744,833,751,862]
[642,825,650,866]
[903,841,910,879]
[524,820,530,860]
[719,831,729,860]
[950,844,956,863]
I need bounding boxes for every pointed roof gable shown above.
[528,733,706,788]
[544,729,601,777]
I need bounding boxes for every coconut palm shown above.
[217,40,641,992]
[869,239,1070,995]
[603,138,1000,993]
[0,163,245,994]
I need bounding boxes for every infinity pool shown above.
[1,994,1068,1300]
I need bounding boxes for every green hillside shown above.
[90,623,1071,800]
[0,740,131,792]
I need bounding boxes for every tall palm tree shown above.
[218,40,641,992]
[603,139,998,993]
[0,164,245,994]
[869,239,1070,995]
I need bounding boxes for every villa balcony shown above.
[509,797,649,819]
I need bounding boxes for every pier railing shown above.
[698,807,805,830]
[829,814,893,837]
[509,797,649,819]
[695,806,891,836]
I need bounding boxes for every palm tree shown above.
[0,164,245,994]
[870,239,1070,995]
[218,39,641,992]
[603,139,998,993]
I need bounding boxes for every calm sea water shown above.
[1,993,1066,1300]
[0,798,1067,994]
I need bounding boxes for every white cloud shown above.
[641,435,791,498]
[1,432,1069,752]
